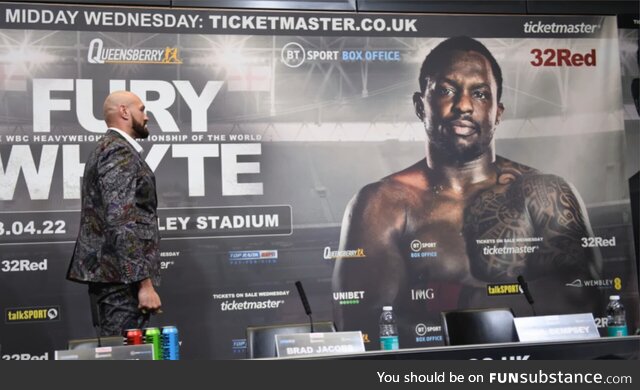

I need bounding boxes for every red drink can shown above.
[125,328,143,345]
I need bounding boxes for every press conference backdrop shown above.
[618,14,640,288]
[0,3,638,359]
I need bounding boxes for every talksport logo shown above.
[487,283,523,296]
[5,306,60,323]
[87,38,182,64]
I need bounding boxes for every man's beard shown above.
[427,117,490,163]
[132,117,149,139]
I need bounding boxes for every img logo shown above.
[410,288,434,300]
[87,38,182,65]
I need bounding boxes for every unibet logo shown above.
[333,291,365,305]
[1,259,48,272]
[2,352,49,360]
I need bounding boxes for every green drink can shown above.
[143,327,162,360]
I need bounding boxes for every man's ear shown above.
[495,102,505,125]
[413,92,425,121]
[119,104,130,120]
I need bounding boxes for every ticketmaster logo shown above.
[523,21,601,34]
[220,299,284,311]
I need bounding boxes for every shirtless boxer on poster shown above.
[332,36,602,344]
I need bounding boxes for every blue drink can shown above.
[161,326,180,360]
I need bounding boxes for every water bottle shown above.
[379,306,399,350]
[606,295,628,337]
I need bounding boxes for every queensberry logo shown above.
[87,38,182,65]
[5,306,61,323]
[323,247,365,260]
[229,250,278,264]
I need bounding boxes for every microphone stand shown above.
[89,292,103,347]
[295,281,314,333]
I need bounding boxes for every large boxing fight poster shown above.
[0,2,637,359]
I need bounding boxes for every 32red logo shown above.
[530,48,596,67]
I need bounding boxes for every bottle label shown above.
[607,325,628,337]
[380,336,399,350]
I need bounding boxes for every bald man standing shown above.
[68,91,162,336]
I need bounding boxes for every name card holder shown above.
[514,313,600,342]
[275,331,365,358]
[55,344,154,360]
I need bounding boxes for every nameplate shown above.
[275,331,364,358]
[55,344,154,360]
[514,313,600,342]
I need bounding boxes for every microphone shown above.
[295,281,314,333]
[517,275,537,316]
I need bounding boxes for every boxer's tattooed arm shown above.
[462,160,539,280]
[522,175,593,276]
[463,183,533,280]
[463,168,594,281]
[495,157,539,185]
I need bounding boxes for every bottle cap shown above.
[609,295,620,300]
[383,306,393,311]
